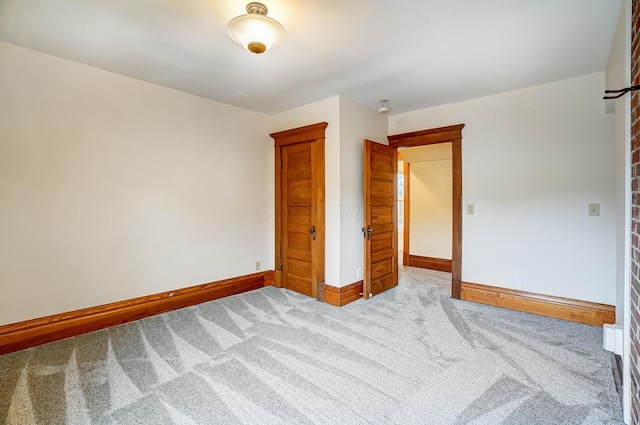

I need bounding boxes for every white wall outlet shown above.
[356,268,363,279]
[588,203,600,216]
[256,261,261,270]
[467,204,475,215]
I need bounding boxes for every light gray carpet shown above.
[0,267,623,424]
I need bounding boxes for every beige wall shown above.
[390,72,616,305]
[409,160,453,259]
[0,42,273,325]
[0,40,619,326]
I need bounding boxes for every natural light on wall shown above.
[228,2,285,54]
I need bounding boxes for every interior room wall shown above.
[338,96,388,286]
[409,160,453,259]
[0,41,273,326]
[389,72,616,305]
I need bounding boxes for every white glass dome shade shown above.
[228,3,285,54]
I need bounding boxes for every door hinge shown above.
[280,160,283,167]
[279,263,283,271]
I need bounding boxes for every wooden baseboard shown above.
[0,271,274,355]
[460,281,615,327]
[407,255,452,272]
[324,281,363,307]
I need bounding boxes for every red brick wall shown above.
[631,1,640,423]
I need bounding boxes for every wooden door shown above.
[272,123,326,300]
[363,139,398,299]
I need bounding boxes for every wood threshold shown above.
[460,281,615,327]
[0,271,274,355]
[324,281,363,307]
[407,255,452,272]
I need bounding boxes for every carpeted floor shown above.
[0,267,623,424]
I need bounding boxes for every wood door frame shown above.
[271,122,327,300]
[388,124,464,299]
[402,161,410,267]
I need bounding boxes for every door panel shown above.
[282,142,314,297]
[272,122,327,300]
[363,139,398,299]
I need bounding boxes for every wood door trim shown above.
[388,124,464,299]
[403,162,410,266]
[274,145,283,288]
[272,122,327,300]
[271,122,329,147]
[388,124,465,147]
[311,137,325,299]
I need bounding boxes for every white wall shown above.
[390,72,616,304]
[338,97,388,286]
[0,41,273,325]
[409,160,453,259]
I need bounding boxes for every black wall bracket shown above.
[603,85,640,100]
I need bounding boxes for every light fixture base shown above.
[248,42,267,54]
[379,99,390,114]
[246,2,268,15]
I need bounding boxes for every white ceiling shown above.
[0,0,622,115]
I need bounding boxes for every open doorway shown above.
[399,143,453,273]
[387,124,464,299]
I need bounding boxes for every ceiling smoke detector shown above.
[378,99,389,114]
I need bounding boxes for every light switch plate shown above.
[588,203,600,217]
[467,204,475,215]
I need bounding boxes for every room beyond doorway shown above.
[398,142,453,273]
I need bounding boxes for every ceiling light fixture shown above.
[228,2,285,54]
[378,99,390,114]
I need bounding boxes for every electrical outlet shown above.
[588,203,600,216]
[356,268,363,279]
[256,261,261,270]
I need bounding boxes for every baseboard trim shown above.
[324,281,363,307]
[460,281,615,327]
[0,271,274,355]
[407,255,452,272]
